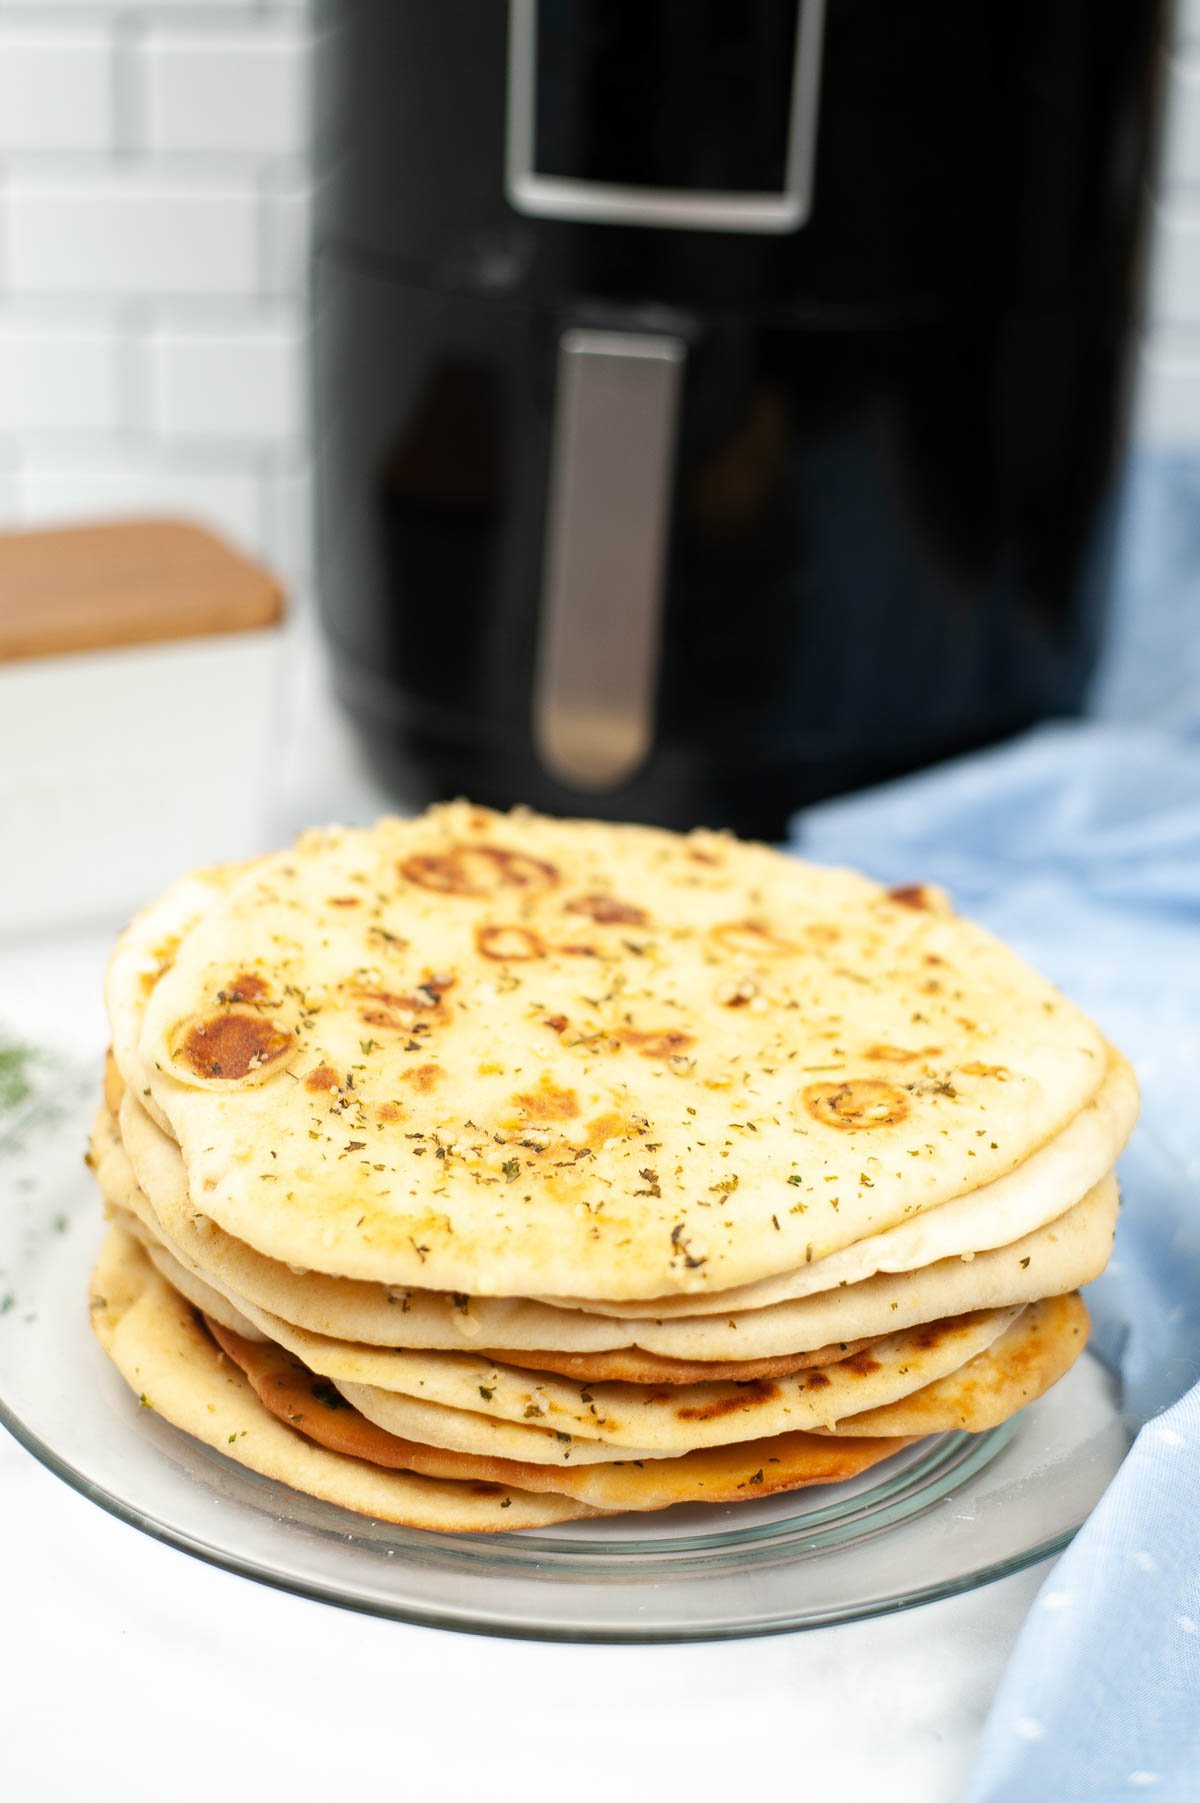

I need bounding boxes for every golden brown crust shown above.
[481,1337,880,1386]
[89,1227,594,1531]
[815,1294,1089,1436]
[208,1314,917,1512]
[103,1048,125,1118]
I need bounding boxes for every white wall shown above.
[0,3,1195,613]
[0,1,315,594]
[1141,1,1200,443]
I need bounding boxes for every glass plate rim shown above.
[0,1074,1121,1645]
[0,1391,1073,1651]
[0,1348,1085,1643]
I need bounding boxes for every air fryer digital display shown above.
[506,0,825,232]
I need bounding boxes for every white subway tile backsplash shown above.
[1135,332,1200,443]
[0,7,317,556]
[263,459,313,590]
[0,321,123,432]
[1149,201,1200,326]
[15,458,264,553]
[0,0,1185,579]
[6,176,259,297]
[139,26,311,157]
[150,319,305,442]
[0,3,306,12]
[1162,53,1200,187]
[0,30,114,153]
[261,178,313,296]
[1177,0,1200,45]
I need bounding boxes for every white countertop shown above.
[0,634,1056,1803]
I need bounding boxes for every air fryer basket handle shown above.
[533,329,686,791]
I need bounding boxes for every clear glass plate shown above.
[0,1076,1131,1642]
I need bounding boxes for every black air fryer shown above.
[312,0,1166,838]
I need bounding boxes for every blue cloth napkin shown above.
[792,721,1200,1800]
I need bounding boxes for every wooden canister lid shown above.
[0,519,284,665]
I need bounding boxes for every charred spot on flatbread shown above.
[303,1063,339,1093]
[510,1077,580,1124]
[617,1028,695,1061]
[909,1313,975,1353]
[172,1012,295,1086]
[403,1062,445,1094]
[216,971,271,1005]
[352,976,453,1031]
[399,844,559,897]
[717,979,761,1009]
[475,924,546,961]
[565,893,649,927]
[887,883,937,910]
[802,1079,909,1130]
[674,1379,780,1423]
[583,1109,628,1149]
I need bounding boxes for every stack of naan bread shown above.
[89,804,1137,1532]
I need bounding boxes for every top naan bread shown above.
[106,862,244,1136]
[129,804,1110,1299]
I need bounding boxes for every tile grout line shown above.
[118,298,152,438]
[112,9,145,163]
[0,156,9,296]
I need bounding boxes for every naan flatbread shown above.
[543,1048,1136,1318]
[99,1100,1117,1364]
[212,1297,1088,1505]
[118,1205,264,1342]
[472,1341,876,1385]
[89,1226,596,1530]
[129,805,1109,1297]
[342,1296,1084,1462]
[261,1307,1021,1451]
[813,1293,1089,1435]
[91,801,1127,1538]
[99,1110,874,1384]
[106,865,244,1135]
[210,1319,917,1511]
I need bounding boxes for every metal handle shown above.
[533,329,686,791]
